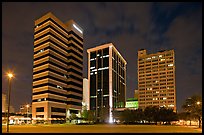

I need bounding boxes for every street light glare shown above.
[197,101,201,105]
[7,73,14,79]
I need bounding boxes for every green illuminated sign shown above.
[126,101,138,108]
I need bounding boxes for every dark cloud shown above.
[2,2,202,112]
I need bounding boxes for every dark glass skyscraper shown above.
[87,43,127,123]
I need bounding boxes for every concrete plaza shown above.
[2,124,202,133]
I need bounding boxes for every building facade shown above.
[19,104,32,115]
[137,49,176,112]
[2,93,15,113]
[32,12,83,123]
[87,43,127,123]
[2,93,7,113]
[134,90,139,99]
[82,78,89,111]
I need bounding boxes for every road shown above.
[2,124,202,133]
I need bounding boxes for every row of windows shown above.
[34,37,83,56]
[68,30,83,42]
[51,107,66,113]
[34,38,66,52]
[34,51,83,67]
[35,31,67,46]
[138,54,173,61]
[33,59,82,72]
[33,83,82,94]
[35,18,67,35]
[35,18,83,42]
[32,90,82,100]
[68,42,83,54]
[139,102,175,105]
[35,24,67,42]
[34,46,83,61]
[139,61,174,67]
[33,98,82,106]
[68,36,83,49]
[33,67,82,78]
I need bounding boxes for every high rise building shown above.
[134,89,139,99]
[32,12,83,123]
[2,93,15,113]
[82,78,89,111]
[2,93,7,113]
[87,43,127,123]
[137,49,176,112]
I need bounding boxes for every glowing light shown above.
[168,64,173,67]
[197,101,201,105]
[73,24,83,33]
[109,114,113,123]
[7,73,14,79]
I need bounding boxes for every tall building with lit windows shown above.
[137,49,176,112]
[87,43,127,123]
[32,12,83,123]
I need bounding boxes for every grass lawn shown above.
[2,124,202,133]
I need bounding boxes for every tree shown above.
[81,105,88,120]
[144,106,159,124]
[121,109,132,124]
[69,113,77,123]
[99,106,110,123]
[178,112,194,126]
[87,110,96,124]
[182,95,202,128]
[165,108,178,125]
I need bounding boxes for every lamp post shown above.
[196,101,202,128]
[26,104,29,124]
[6,73,14,133]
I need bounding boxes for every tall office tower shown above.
[32,12,83,123]
[82,78,89,111]
[87,43,127,123]
[2,93,7,113]
[137,49,176,112]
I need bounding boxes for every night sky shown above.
[2,2,202,113]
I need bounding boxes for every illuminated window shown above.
[57,85,63,89]
[38,49,44,54]
[168,64,173,66]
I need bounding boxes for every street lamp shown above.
[197,101,201,105]
[6,72,14,133]
[26,104,29,124]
